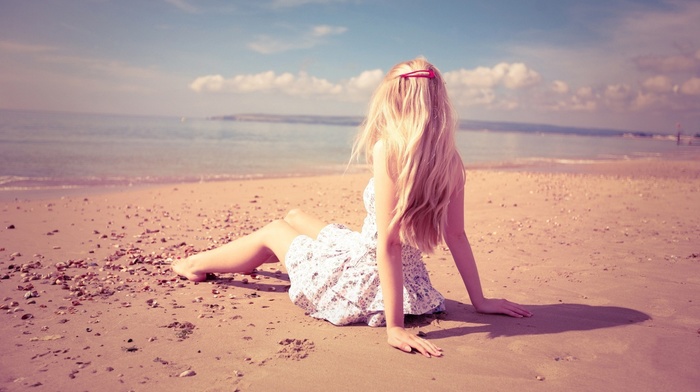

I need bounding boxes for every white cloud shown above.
[189,75,225,92]
[344,69,384,94]
[602,84,637,112]
[188,52,697,121]
[631,92,668,111]
[444,62,541,90]
[450,87,497,107]
[444,67,501,89]
[568,95,597,112]
[501,1,700,125]
[680,77,700,95]
[500,63,541,89]
[248,24,347,54]
[634,53,700,74]
[189,69,382,101]
[191,64,545,111]
[311,25,348,37]
[442,62,541,109]
[642,75,674,93]
[550,80,569,94]
[575,87,594,99]
[604,84,632,101]
[544,86,597,112]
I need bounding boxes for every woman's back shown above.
[352,57,464,253]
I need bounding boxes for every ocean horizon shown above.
[1,109,698,194]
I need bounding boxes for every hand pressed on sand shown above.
[387,326,443,358]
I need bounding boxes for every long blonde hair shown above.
[352,57,465,253]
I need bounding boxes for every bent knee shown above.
[260,219,297,251]
[264,218,291,233]
[284,208,306,225]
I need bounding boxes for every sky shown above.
[1,0,699,133]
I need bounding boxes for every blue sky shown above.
[1,0,699,133]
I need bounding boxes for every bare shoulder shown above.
[372,139,386,158]
[451,152,466,188]
[372,140,392,185]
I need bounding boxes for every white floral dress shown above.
[284,178,445,327]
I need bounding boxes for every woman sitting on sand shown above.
[173,57,531,358]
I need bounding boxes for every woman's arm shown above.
[373,142,443,357]
[444,177,532,318]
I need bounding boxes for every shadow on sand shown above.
[196,273,651,339]
[201,270,292,293]
[409,299,651,339]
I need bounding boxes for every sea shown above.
[0,109,697,195]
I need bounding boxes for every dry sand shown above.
[1,159,699,391]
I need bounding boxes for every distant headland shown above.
[208,113,671,139]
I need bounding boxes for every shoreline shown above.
[2,151,699,202]
[1,159,699,391]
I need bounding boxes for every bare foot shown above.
[171,256,207,282]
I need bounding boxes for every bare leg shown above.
[172,219,300,281]
[284,208,327,239]
[259,209,328,264]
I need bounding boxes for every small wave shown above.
[532,158,601,165]
[0,169,354,193]
[461,152,695,173]
[0,175,54,186]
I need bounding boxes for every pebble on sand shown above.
[178,370,196,377]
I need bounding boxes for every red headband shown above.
[399,69,435,79]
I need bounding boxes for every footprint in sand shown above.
[277,338,315,360]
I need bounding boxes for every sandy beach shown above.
[1,159,699,392]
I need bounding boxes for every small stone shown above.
[178,370,196,377]
[536,376,545,381]
[7,224,15,229]
[24,291,38,299]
